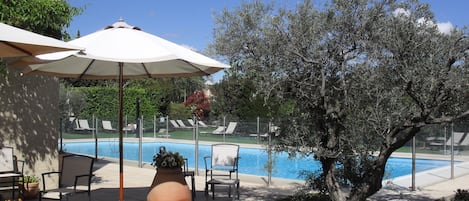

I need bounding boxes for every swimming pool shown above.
[62,141,452,180]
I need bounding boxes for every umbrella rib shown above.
[141,63,151,78]
[79,59,96,79]
[3,41,33,56]
[179,59,211,76]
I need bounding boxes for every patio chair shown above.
[204,143,240,200]
[102,120,116,132]
[0,147,24,200]
[40,154,94,201]
[183,158,196,201]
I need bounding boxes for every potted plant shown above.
[147,146,191,201]
[20,175,40,199]
[151,146,185,169]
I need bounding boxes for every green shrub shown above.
[20,175,40,184]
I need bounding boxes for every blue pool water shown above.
[62,141,452,180]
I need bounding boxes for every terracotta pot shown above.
[147,168,191,201]
[22,182,40,199]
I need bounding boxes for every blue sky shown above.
[66,0,469,82]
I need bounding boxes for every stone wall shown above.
[0,65,59,179]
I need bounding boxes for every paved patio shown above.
[46,159,303,201]
[36,139,469,201]
[33,155,468,201]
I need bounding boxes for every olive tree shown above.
[211,0,469,200]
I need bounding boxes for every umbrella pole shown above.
[118,62,124,201]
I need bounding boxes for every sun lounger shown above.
[249,125,280,139]
[187,119,196,127]
[202,122,237,136]
[455,133,469,150]
[123,123,137,132]
[102,120,117,132]
[177,120,192,128]
[429,132,465,147]
[170,120,181,128]
[212,122,237,135]
[157,129,170,138]
[249,133,270,139]
[200,126,225,135]
[198,121,209,127]
[73,119,95,132]
[187,119,210,128]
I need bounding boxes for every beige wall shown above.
[0,65,59,178]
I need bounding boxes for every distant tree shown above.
[211,0,469,200]
[0,0,82,39]
[211,75,282,121]
[169,103,191,120]
[128,77,205,115]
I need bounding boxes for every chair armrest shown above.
[42,171,61,177]
[73,174,93,189]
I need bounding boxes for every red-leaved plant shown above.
[184,90,210,119]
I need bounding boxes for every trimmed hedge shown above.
[75,86,161,120]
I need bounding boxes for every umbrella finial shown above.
[105,18,141,30]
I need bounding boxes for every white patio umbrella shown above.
[0,22,81,58]
[21,19,229,201]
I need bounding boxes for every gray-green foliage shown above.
[211,0,469,200]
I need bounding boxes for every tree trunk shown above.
[346,127,420,200]
[347,156,387,200]
[322,158,347,201]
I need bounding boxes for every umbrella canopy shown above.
[22,19,229,78]
[23,19,229,201]
[0,22,82,58]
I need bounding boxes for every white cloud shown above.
[437,22,454,35]
[417,17,434,26]
[411,16,454,35]
[393,8,410,17]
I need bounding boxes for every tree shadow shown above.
[0,66,60,171]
